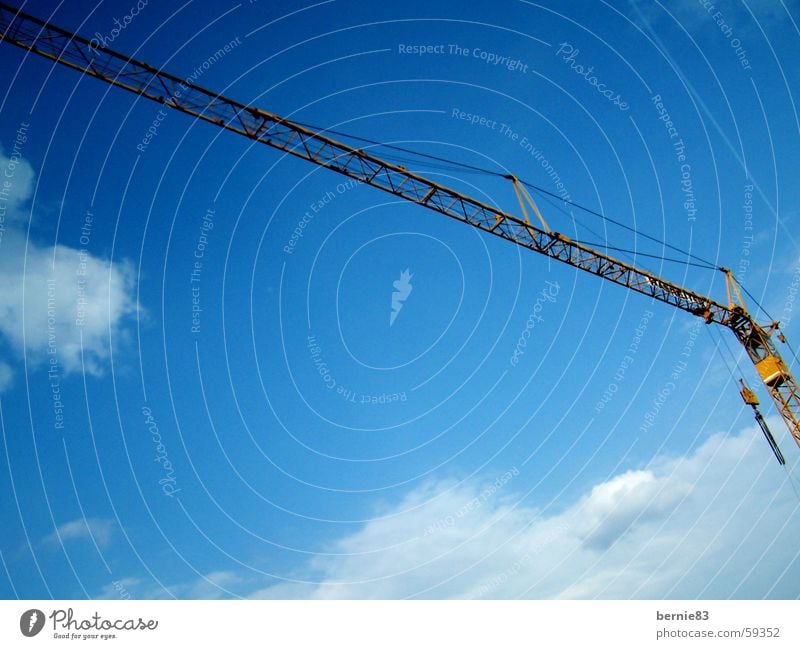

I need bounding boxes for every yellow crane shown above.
[1,3,798,462]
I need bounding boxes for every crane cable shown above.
[292,119,506,177]
[518,177,718,271]
[523,188,661,271]
[300,122,800,447]
[295,120,800,475]
[784,460,800,504]
[293,119,721,270]
[735,282,800,364]
[704,326,800,483]
[705,325,740,382]
[514,176,721,270]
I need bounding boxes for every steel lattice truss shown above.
[2,2,798,445]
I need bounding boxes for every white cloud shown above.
[0,142,138,377]
[94,421,800,599]
[96,571,245,600]
[96,577,143,600]
[44,517,115,549]
[243,421,800,599]
[0,226,137,376]
[0,360,12,393]
[181,571,247,599]
[0,144,35,224]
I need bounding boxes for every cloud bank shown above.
[44,517,116,549]
[100,420,800,600]
[0,143,138,385]
[248,424,799,599]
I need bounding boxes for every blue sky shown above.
[1,0,800,599]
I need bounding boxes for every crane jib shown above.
[1,2,798,450]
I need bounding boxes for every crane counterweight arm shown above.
[1,3,799,447]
